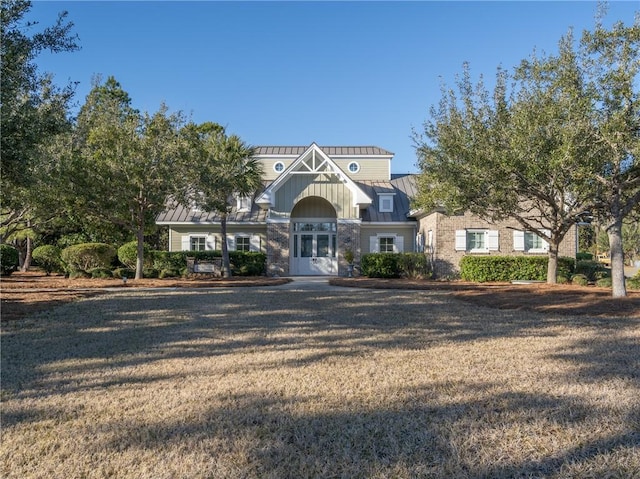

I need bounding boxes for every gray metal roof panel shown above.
[254,145,394,156]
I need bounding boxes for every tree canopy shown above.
[413,15,639,296]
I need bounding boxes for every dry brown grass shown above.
[2,287,639,478]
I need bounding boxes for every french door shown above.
[292,222,337,275]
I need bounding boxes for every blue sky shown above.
[30,1,638,173]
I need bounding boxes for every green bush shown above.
[0,244,19,276]
[460,256,575,283]
[89,267,113,279]
[143,268,160,278]
[118,241,153,269]
[69,270,91,279]
[153,251,189,272]
[112,267,135,279]
[557,275,570,284]
[576,252,594,261]
[61,243,116,274]
[626,278,640,290]
[32,245,64,275]
[595,277,612,288]
[575,260,607,281]
[397,253,432,279]
[158,268,180,279]
[229,251,266,276]
[361,253,402,278]
[571,274,589,286]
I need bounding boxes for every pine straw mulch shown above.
[2,272,638,321]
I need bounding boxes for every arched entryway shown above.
[290,197,337,275]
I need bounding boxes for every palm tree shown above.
[184,123,263,277]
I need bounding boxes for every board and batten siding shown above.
[359,225,416,254]
[169,226,267,252]
[274,175,356,219]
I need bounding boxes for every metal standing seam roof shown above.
[254,146,394,156]
[157,175,419,224]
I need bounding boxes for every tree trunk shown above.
[607,219,627,298]
[135,222,145,280]
[220,214,232,278]
[546,242,559,284]
[21,236,33,272]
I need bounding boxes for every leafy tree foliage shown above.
[69,77,187,279]
[413,15,639,296]
[0,0,79,266]
[181,123,263,277]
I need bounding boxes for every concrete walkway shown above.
[271,276,345,291]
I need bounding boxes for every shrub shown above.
[32,245,64,275]
[361,253,402,278]
[69,270,91,279]
[575,260,607,281]
[112,267,135,279]
[626,278,640,290]
[61,243,116,274]
[153,251,189,272]
[89,267,113,279]
[595,277,612,288]
[229,251,266,276]
[571,274,589,286]
[459,256,576,283]
[557,275,570,284]
[158,268,180,279]
[576,252,593,261]
[397,253,432,279]
[0,244,19,276]
[118,241,153,269]
[143,268,160,278]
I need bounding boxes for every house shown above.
[156,142,577,276]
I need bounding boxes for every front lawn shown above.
[1,287,638,478]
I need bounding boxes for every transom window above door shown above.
[293,222,337,232]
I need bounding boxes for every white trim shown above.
[273,161,285,173]
[348,161,360,173]
[378,193,394,213]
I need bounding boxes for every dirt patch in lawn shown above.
[0,272,290,322]
[330,277,640,318]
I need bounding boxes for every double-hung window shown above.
[236,236,251,252]
[190,236,206,251]
[370,234,404,253]
[379,236,395,253]
[455,230,499,253]
[513,230,549,253]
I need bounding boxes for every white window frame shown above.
[348,161,360,174]
[273,161,285,173]
[235,235,251,252]
[378,194,395,213]
[182,234,215,251]
[369,234,404,253]
[455,229,499,253]
[236,194,252,212]
[229,234,261,252]
[513,230,549,254]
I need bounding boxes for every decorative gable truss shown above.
[255,143,372,209]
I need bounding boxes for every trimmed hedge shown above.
[459,256,575,282]
[117,241,153,269]
[32,245,64,275]
[360,253,432,279]
[61,243,116,274]
[0,244,19,276]
[152,250,266,276]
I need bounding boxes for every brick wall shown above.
[266,222,290,276]
[417,211,577,278]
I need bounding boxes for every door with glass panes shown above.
[291,222,337,275]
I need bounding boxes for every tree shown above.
[581,18,640,297]
[70,77,186,279]
[0,0,79,264]
[413,39,597,284]
[182,123,263,277]
[413,16,639,295]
